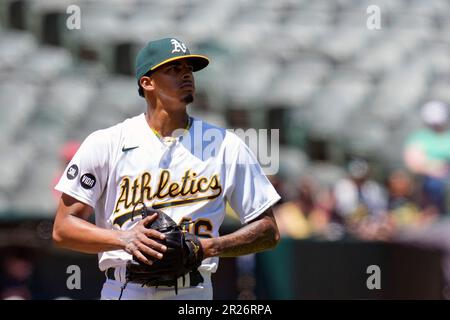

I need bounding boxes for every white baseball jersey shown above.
[55,113,281,273]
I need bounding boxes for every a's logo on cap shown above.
[171,39,187,53]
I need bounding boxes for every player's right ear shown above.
[140,76,155,95]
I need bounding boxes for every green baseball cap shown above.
[135,37,209,81]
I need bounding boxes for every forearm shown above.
[53,214,125,254]
[202,214,280,258]
[404,146,448,177]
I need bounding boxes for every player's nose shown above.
[181,72,193,81]
[181,68,194,82]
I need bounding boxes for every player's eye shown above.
[165,65,178,73]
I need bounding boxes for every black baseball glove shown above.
[125,204,204,294]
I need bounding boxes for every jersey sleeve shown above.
[55,130,111,208]
[224,135,281,224]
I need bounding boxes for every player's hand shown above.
[198,237,214,259]
[119,213,167,265]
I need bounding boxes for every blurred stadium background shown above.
[0,0,450,299]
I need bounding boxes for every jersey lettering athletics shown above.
[55,114,280,273]
[112,170,222,227]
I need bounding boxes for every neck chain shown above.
[150,116,192,140]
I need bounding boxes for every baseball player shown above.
[52,38,281,300]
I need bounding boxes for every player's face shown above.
[150,60,195,105]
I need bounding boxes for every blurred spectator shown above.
[404,101,450,216]
[387,169,437,229]
[333,159,389,240]
[334,159,387,220]
[274,176,335,239]
[52,140,81,202]
[388,170,418,212]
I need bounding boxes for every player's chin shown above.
[181,93,194,104]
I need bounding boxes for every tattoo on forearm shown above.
[217,218,277,257]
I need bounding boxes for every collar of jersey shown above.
[150,116,193,143]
